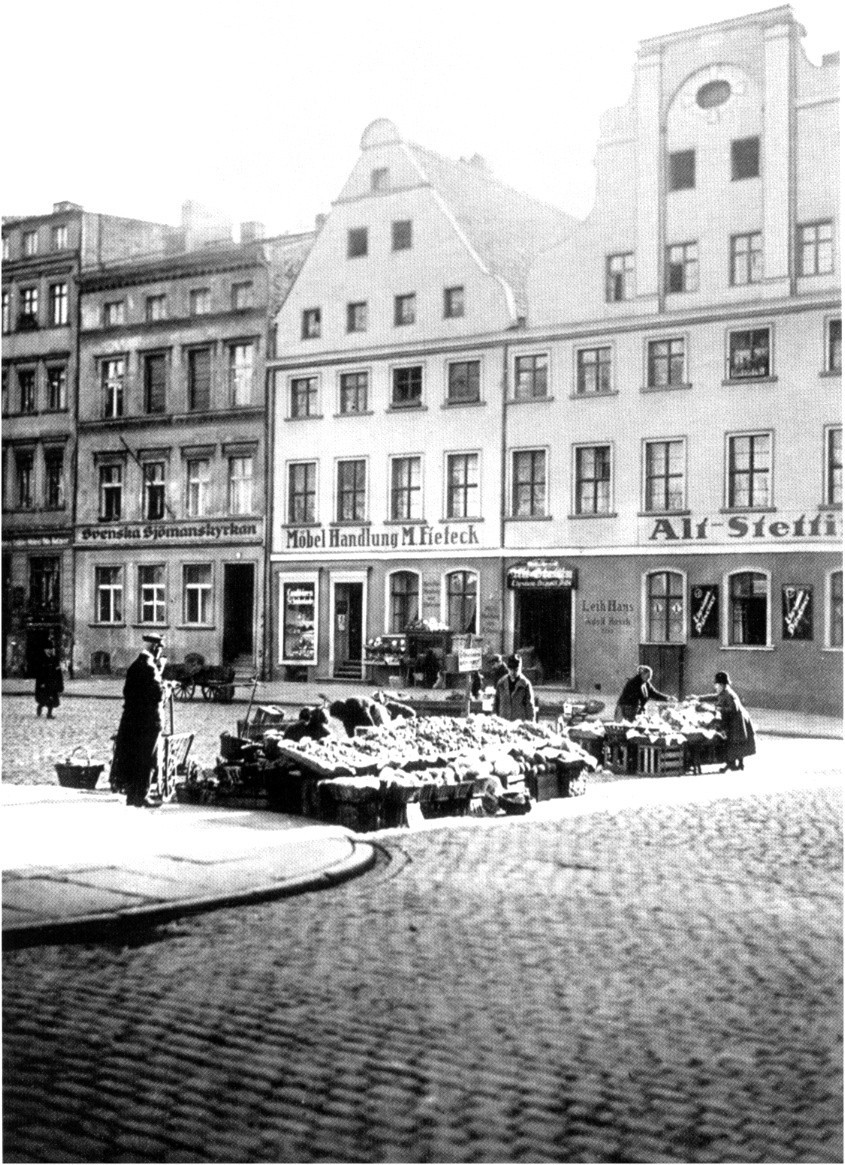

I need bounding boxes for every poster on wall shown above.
[282,582,316,662]
[690,585,719,638]
[782,585,813,640]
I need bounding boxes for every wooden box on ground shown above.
[602,741,636,774]
[637,743,686,776]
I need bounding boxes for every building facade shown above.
[1,204,177,675]
[72,205,311,677]
[267,119,574,680]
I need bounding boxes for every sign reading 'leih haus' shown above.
[76,519,263,545]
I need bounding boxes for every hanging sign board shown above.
[456,647,483,673]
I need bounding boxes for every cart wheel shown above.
[174,681,195,701]
[201,685,214,701]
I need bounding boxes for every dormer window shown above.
[301,308,321,340]
[371,168,389,192]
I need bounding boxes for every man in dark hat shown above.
[493,653,537,722]
[110,633,167,807]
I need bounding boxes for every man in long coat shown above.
[110,633,166,807]
[493,654,537,722]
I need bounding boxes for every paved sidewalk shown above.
[3,675,842,738]
[1,784,376,947]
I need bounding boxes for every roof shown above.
[264,232,317,316]
[406,142,578,314]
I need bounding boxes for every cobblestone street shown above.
[3,696,842,1163]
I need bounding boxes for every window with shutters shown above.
[144,353,167,413]
[188,348,211,411]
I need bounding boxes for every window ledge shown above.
[89,623,126,629]
[384,519,425,526]
[638,510,691,517]
[719,507,777,515]
[570,390,619,400]
[175,624,216,631]
[568,512,618,520]
[333,411,374,418]
[285,414,324,422]
[442,399,485,409]
[720,645,775,652]
[387,404,427,413]
[819,370,841,379]
[821,646,843,653]
[640,383,693,393]
[43,408,70,415]
[505,514,553,522]
[330,520,371,528]
[508,395,554,405]
[131,624,170,631]
[722,376,778,386]
[439,516,483,524]
[284,522,321,529]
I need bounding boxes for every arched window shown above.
[445,570,477,634]
[728,571,769,646]
[829,570,843,648]
[388,570,419,634]
[646,571,684,642]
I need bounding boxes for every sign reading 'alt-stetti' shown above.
[644,512,841,542]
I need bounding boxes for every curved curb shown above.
[3,839,377,950]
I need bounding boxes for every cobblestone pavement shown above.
[4,716,842,1165]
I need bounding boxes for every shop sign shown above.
[456,646,483,672]
[285,523,481,551]
[690,585,719,639]
[644,512,841,543]
[782,586,813,640]
[282,580,316,663]
[77,519,262,545]
[508,561,578,589]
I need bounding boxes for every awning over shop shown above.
[507,561,578,589]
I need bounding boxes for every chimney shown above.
[181,200,233,249]
[240,221,264,243]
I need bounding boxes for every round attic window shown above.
[696,79,731,109]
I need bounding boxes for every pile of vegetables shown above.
[612,698,725,747]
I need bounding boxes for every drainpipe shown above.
[499,337,510,655]
[264,321,275,682]
[69,246,82,677]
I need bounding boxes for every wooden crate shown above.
[637,743,686,776]
[527,768,560,802]
[602,741,635,774]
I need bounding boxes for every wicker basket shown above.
[55,745,105,790]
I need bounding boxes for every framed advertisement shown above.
[690,584,719,638]
[782,585,813,641]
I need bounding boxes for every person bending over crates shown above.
[615,664,669,723]
[110,632,167,807]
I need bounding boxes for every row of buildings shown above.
[3,6,841,713]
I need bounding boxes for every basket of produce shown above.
[55,745,105,790]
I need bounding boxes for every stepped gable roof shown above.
[406,141,577,313]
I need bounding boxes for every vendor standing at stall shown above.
[110,632,167,807]
[615,664,669,722]
[493,653,537,722]
[702,671,756,772]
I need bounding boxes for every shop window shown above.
[281,580,316,663]
[829,571,843,648]
[347,227,368,258]
[186,458,210,517]
[99,464,123,521]
[447,360,480,404]
[391,366,422,407]
[103,300,125,327]
[668,149,695,192]
[512,450,546,517]
[50,282,68,326]
[339,371,368,414]
[190,288,211,316]
[727,433,771,509]
[644,440,685,512]
[392,220,412,251]
[731,136,760,181]
[728,571,769,646]
[827,318,842,374]
[143,462,166,521]
[576,347,611,394]
[144,353,166,414]
[188,348,211,411]
[15,451,34,508]
[574,445,611,515]
[514,353,548,400]
[47,367,67,411]
[444,286,465,319]
[394,293,416,326]
[346,302,367,334]
[647,338,686,388]
[337,459,366,522]
[389,571,419,634]
[826,427,842,506]
[290,376,318,418]
[183,564,212,625]
[229,455,254,515]
[446,453,479,519]
[96,566,123,624]
[139,565,166,624]
[301,308,321,340]
[44,449,65,509]
[727,327,771,380]
[102,357,125,418]
[229,342,254,407]
[288,462,317,524]
[446,571,478,634]
[798,221,833,276]
[390,456,421,521]
[731,232,763,286]
[646,571,684,643]
[666,242,698,294]
[18,369,36,414]
[146,294,166,322]
[606,252,634,302]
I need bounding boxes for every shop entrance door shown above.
[334,582,363,678]
[515,589,572,684]
[222,564,254,666]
